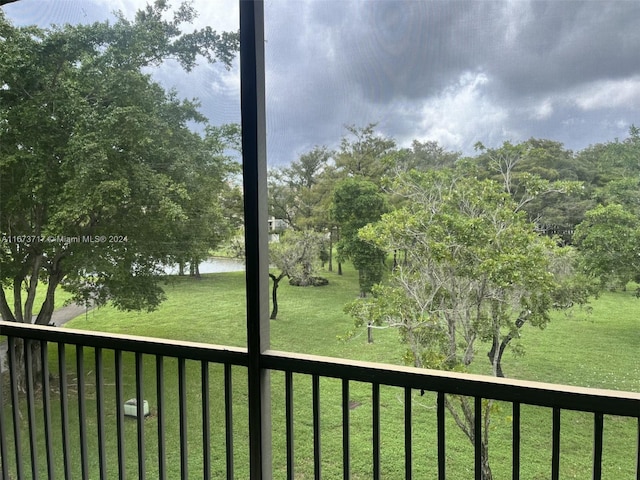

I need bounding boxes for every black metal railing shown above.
[0,322,248,480]
[1,321,639,479]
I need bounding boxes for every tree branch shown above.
[0,0,20,6]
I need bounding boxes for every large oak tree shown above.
[0,2,238,383]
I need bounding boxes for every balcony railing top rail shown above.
[0,320,248,366]
[3,320,639,418]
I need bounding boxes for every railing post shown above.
[636,418,639,480]
[240,1,272,479]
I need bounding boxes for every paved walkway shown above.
[0,303,92,372]
[48,303,93,326]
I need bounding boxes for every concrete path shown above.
[0,303,92,372]
[49,302,93,326]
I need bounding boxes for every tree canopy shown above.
[332,177,388,296]
[268,230,324,319]
[0,2,239,327]
[346,169,587,480]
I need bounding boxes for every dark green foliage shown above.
[332,178,388,296]
[335,123,396,181]
[574,204,640,289]
[0,2,239,326]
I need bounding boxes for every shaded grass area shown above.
[0,288,72,319]
[0,289,72,345]
[2,266,639,479]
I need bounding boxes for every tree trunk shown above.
[34,269,63,325]
[481,399,494,480]
[487,333,503,377]
[192,258,202,279]
[358,270,366,297]
[7,267,63,390]
[336,228,343,275]
[0,287,16,322]
[480,441,493,480]
[269,272,285,319]
[446,395,494,480]
[487,314,527,378]
[328,229,333,272]
[8,338,44,393]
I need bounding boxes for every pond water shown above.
[0,257,245,372]
[164,257,244,275]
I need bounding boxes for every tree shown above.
[473,140,584,229]
[170,125,241,277]
[268,230,323,319]
[309,163,344,273]
[332,178,388,296]
[268,146,332,231]
[582,127,640,213]
[346,169,580,480]
[390,139,460,173]
[574,204,640,290]
[0,2,239,384]
[335,123,396,181]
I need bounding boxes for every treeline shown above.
[268,123,640,293]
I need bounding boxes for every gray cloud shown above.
[4,0,640,164]
[263,0,640,163]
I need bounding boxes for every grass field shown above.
[2,264,639,479]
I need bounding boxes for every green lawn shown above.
[2,265,639,479]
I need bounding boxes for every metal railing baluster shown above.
[404,387,412,480]
[224,363,234,480]
[512,402,520,480]
[1,322,640,480]
[285,371,294,480]
[115,349,126,480]
[58,342,72,479]
[25,340,39,480]
[77,345,89,479]
[156,355,167,480]
[342,379,350,480]
[202,360,211,480]
[7,338,24,479]
[593,412,603,480]
[552,407,561,480]
[135,352,146,479]
[437,392,445,480]
[179,357,188,479]
[372,383,380,480]
[474,397,482,480]
[95,347,107,480]
[313,374,321,479]
[636,417,640,478]
[0,357,8,480]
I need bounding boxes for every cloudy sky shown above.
[4,0,640,165]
